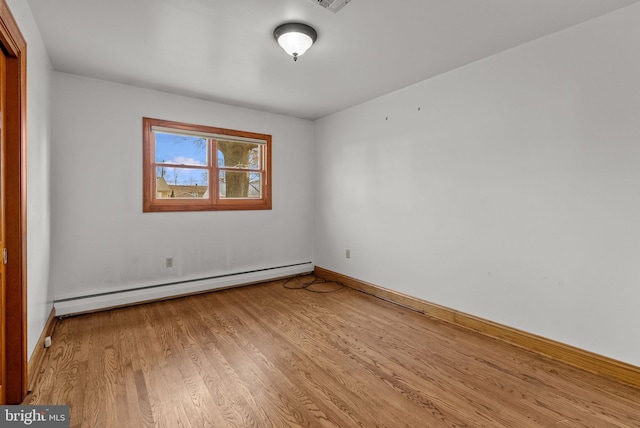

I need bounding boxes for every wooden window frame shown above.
[143,117,272,212]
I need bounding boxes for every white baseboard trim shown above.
[54,262,314,316]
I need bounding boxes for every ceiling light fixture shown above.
[273,22,317,61]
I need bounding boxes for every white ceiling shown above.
[26,0,640,120]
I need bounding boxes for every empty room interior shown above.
[2,0,640,425]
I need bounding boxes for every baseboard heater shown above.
[54,262,314,316]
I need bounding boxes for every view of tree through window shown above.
[217,140,261,199]
[143,118,271,212]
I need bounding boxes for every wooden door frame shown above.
[0,0,27,404]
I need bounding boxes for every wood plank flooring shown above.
[24,276,640,427]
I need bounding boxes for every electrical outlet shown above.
[346,249,351,259]
[166,257,173,268]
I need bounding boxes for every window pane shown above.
[219,171,261,198]
[156,167,209,199]
[155,132,208,166]
[217,140,261,170]
[144,117,271,212]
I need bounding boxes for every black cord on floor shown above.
[283,274,344,293]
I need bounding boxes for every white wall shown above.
[51,74,314,308]
[6,0,54,358]
[313,4,640,366]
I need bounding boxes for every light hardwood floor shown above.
[24,276,640,427]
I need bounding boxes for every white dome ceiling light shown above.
[273,22,318,62]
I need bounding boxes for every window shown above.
[143,117,271,212]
